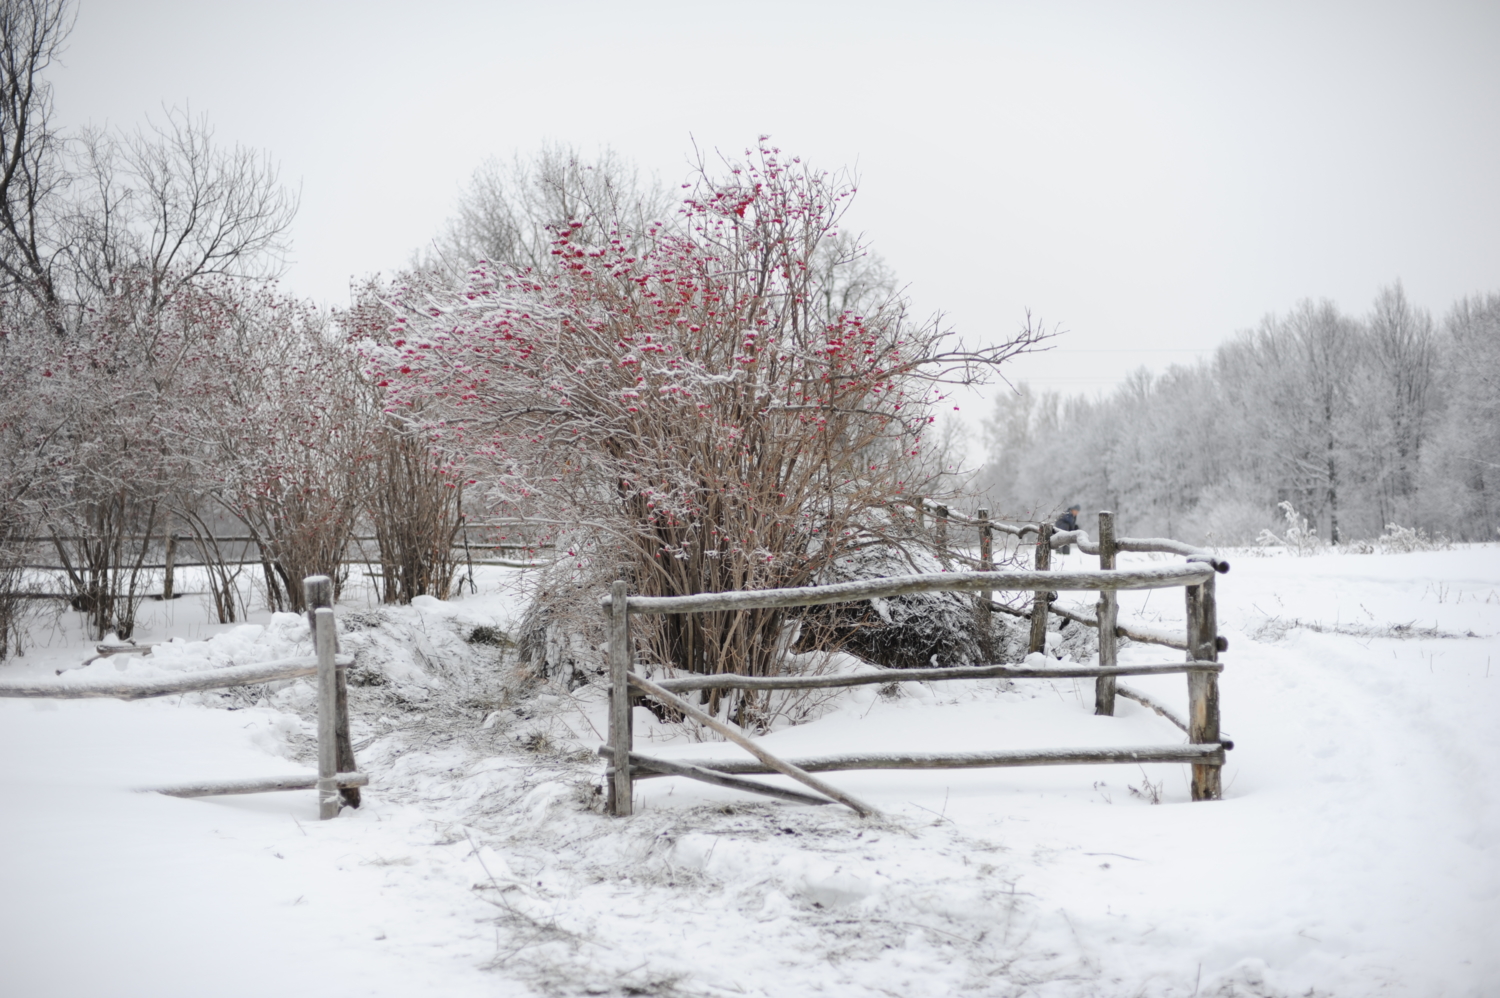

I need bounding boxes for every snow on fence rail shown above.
[0,576,363,819]
[597,509,1230,818]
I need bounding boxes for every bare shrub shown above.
[12,275,216,639]
[184,287,369,613]
[172,502,247,623]
[1375,522,1450,553]
[46,494,160,640]
[1128,771,1164,805]
[0,515,30,658]
[366,419,465,604]
[1256,501,1326,556]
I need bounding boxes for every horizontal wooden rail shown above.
[14,530,550,544]
[622,744,1226,778]
[638,660,1222,694]
[22,555,551,572]
[604,564,1215,616]
[910,500,1034,537]
[1049,529,1230,573]
[95,642,161,657]
[0,653,354,700]
[902,504,1231,571]
[142,772,369,798]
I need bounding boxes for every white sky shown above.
[50,0,1500,428]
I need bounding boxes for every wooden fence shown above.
[598,509,1230,818]
[8,523,553,601]
[0,576,364,819]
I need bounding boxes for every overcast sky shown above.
[49,0,1500,425]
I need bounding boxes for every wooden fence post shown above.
[1186,574,1222,801]
[1028,522,1053,654]
[313,606,340,820]
[608,579,634,816]
[1095,511,1118,715]
[935,505,949,570]
[914,499,925,532]
[305,575,359,807]
[976,508,994,663]
[163,532,176,601]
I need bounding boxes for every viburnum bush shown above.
[191,288,370,614]
[1,273,261,636]
[1,273,375,632]
[365,141,1046,683]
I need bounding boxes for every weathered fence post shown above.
[935,504,950,570]
[977,508,994,662]
[1095,511,1118,715]
[162,532,176,601]
[1028,522,1053,654]
[305,575,359,807]
[608,579,634,816]
[313,606,340,820]
[1185,574,1222,801]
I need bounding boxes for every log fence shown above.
[599,510,1231,818]
[9,523,554,602]
[0,575,363,818]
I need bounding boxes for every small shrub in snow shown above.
[467,625,513,648]
[1128,773,1164,805]
[1255,501,1326,556]
[1374,522,1450,554]
[797,545,1022,669]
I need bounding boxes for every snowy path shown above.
[1,548,1496,996]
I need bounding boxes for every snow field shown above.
[1,549,1497,996]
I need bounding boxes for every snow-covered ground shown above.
[2,547,1497,997]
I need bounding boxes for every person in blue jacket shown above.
[1054,504,1080,554]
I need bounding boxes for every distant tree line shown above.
[978,285,1500,544]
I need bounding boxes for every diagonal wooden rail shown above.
[626,673,877,817]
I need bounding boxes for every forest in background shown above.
[977,286,1500,545]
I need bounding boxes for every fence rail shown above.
[605,743,1227,776]
[0,575,364,819]
[601,509,1228,818]
[643,660,1221,693]
[602,564,1215,615]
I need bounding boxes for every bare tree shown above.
[4,1,297,328]
[1365,282,1436,523]
[424,144,672,277]
[62,109,298,313]
[1428,292,1500,538]
[0,0,72,326]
